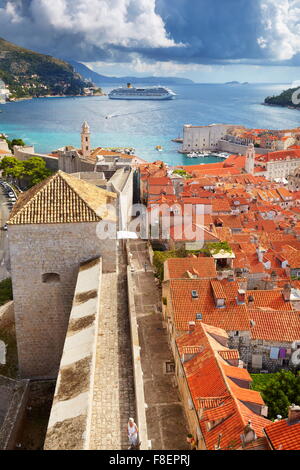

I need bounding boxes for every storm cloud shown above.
[0,0,300,66]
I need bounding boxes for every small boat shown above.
[156,145,163,152]
[187,152,198,158]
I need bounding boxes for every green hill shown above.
[0,37,92,99]
[264,87,300,109]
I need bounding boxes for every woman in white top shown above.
[127,418,139,449]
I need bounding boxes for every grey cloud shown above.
[0,0,299,67]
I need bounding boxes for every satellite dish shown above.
[291,349,300,366]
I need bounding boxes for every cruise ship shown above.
[108,83,176,100]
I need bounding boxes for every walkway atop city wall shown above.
[44,244,189,450]
[127,240,190,450]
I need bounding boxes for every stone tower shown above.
[81,121,91,159]
[8,171,117,378]
[245,143,255,175]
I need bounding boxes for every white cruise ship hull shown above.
[108,94,175,100]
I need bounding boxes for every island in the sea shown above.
[264,87,300,110]
[225,81,249,85]
[0,37,102,100]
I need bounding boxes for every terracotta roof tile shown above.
[176,323,270,450]
[169,279,250,332]
[165,257,217,280]
[221,364,253,382]
[8,171,116,225]
[250,309,300,342]
[264,418,300,450]
[247,290,293,311]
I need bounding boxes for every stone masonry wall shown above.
[217,140,269,155]
[14,147,59,172]
[9,222,117,379]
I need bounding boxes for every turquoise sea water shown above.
[0,83,299,166]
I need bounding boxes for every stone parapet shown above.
[44,257,102,450]
[126,265,148,450]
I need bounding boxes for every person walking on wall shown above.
[127,418,140,449]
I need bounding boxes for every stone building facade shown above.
[8,171,117,379]
[181,124,237,153]
[288,165,300,192]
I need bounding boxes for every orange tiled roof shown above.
[227,378,265,405]
[176,323,270,450]
[165,257,217,280]
[218,350,240,361]
[221,364,253,382]
[264,418,300,450]
[247,290,293,311]
[169,279,250,332]
[250,309,300,342]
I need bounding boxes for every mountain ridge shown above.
[68,59,195,86]
[0,37,92,98]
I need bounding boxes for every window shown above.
[42,273,60,284]
[234,331,239,337]
[165,361,175,374]
[196,313,202,320]
[191,290,199,299]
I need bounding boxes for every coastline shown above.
[262,102,300,111]
[10,92,106,103]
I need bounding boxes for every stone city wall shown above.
[44,258,102,450]
[14,147,59,172]
[217,140,268,155]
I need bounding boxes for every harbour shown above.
[0,83,299,166]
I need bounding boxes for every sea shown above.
[0,82,299,167]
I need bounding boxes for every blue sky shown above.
[0,0,300,83]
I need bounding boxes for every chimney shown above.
[214,434,222,450]
[256,246,266,263]
[288,404,300,425]
[282,284,292,302]
[241,420,257,447]
[237,289,246,304]
[188,321,196,334]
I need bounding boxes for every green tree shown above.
[153,249,188,282]
[0,156,24,183]
[6,138,26,152]
[22,157,52,187]
[0,278,13,306]
[252,370,300,419]
[0,156,52,188]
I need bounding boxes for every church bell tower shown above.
[81,121,91,159]
[245,143,255,175]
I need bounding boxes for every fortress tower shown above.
[245,143,255,175]
[8,171,117,378]
[81,121,91,159]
